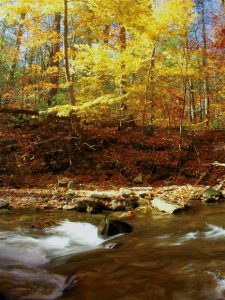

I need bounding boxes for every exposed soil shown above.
[0,115,224,189]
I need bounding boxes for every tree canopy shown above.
[0,0,224,130]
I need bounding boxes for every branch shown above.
[0,108,39,115]
[212,161,225,167]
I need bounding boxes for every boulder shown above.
[201,187,224,203]
[98,218,133,238]
[151,196,189,214]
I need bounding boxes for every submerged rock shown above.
[151,196,189,214]
[0,209,11,215]
[98,218,133,238]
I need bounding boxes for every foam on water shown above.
[172,224,225,246]
[0,220,104,299]
[204,224,225,240]
[0,220,104,267]
[207,272,225,300]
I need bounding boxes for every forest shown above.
[0,0,224,188]
[0,1,225,299]
[0,0,224,129]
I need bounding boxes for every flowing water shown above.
[1,204,225,300]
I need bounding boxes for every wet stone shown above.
[151,196,189,214]
[111,200,125,211]
[201,188,224,203]
[98,218,133,238]
[73,200,87,212]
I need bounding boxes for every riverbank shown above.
[0,116,224,216]
[0,180,224,215]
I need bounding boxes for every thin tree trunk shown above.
[48,13,61,106]
[180,81,187,136]
[143,45,156,126]
[63,0,81,165]
[118,26,127,129]
[64,0,75,105]
[9,13,26,81]
[200,0,210,127]
[103,24,110,45]
[189,79,196,123]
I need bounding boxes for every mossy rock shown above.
[202,188,224,203]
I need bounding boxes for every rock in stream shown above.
[98,218,133,238]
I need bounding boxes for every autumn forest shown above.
[0,0,224,130]
[0,1,225,300]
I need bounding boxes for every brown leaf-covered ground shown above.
[0,115,224,189]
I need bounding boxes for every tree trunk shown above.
[143,45,156,126]
[200,0,210,127]
[189,79,196,123]
[63,0,81,163]
[118,26,127,129]
[103,24,110,45]
[64,0,75,105]
[9,13,26,81]
[48,13,61,106]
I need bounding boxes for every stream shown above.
[1,204,225,300]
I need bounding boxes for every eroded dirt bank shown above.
[0,116,224,189]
